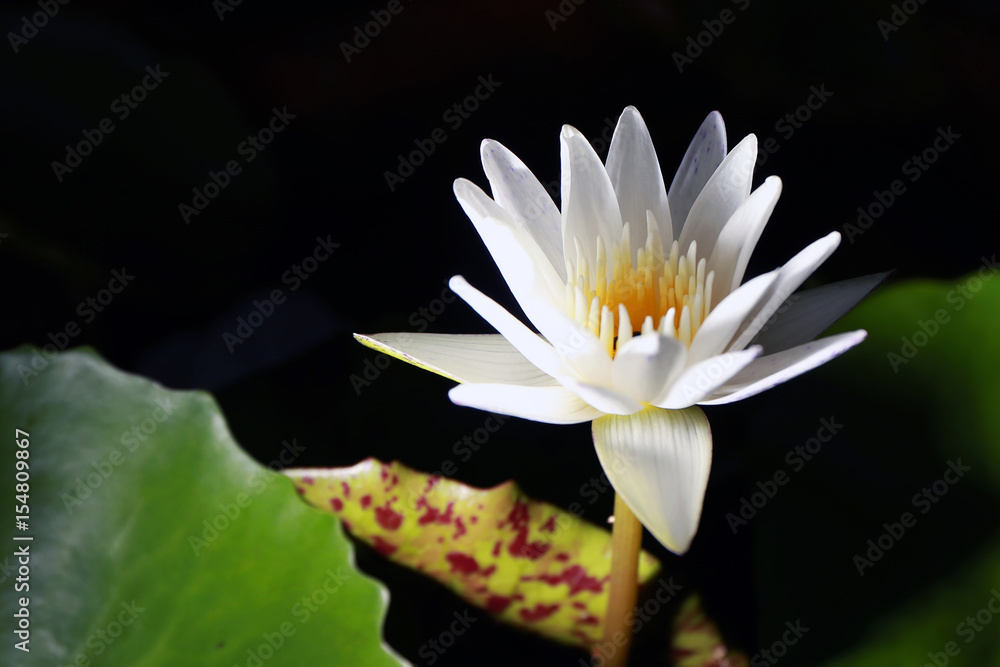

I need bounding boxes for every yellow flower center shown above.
[564,217,715,357]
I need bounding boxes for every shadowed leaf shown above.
[0,348,404,667]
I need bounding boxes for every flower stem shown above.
[600,492,643,667]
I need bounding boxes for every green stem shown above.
[599,492,643,667]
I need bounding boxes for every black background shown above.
[1,0,997,665]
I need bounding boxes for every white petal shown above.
[561,379,643,415]
[677,134,758,262]
[448,276,566,379]
[749,272,891,354]
[707,176,783,304]
[454,178,565,306]
[449,383,603,424]
[611,333,686,404]
[701,330,868,405]
[480,139,567,281]
[353,333,559,387]
[668,111,727,239]
[655,347,762,409]
[592,406,712,554]
[606,107,671,254]
[519,294,614,387]
[687,270,779,364]
[727,232,841,353]
[560,125,623,270]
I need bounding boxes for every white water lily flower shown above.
[356,107,871,554]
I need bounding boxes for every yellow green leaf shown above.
[671,595,749,667]
[285,458,660,647]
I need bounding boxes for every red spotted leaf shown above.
[671,595,749,667]
[285,458,660,647]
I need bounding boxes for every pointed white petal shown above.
[668,111,727,239]
[519,294,614,387]
[480,140,567,281]
[454,178,565,306]
[749,272,891,354]
[561,379,644,415]
[707,176,783,304]
[727,232,841,352]
[449,383,603,424]
[701,330,868,405]
[655,347,762,409]
[354,333,559,387]
[678,134,757,262]
[606,107,671,254]
[611,333,686,404]
[592,406,713,554]
[560,125,623,269]
[448,276,566,379]
[688,270,779,364]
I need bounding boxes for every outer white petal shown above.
[678,134,758,262]
[727,232,841,353]
[450,275,613,390]
[448,276,567,379]
[749,272,891,354]
[668,111,727,239]
[560,125,623,269]
[707,176,783,305]
[561,379,644,415]
[611,333,686,404]
[480,139,567,281]
[353,333,559,387]
[606,106,671,254]
[700,330,868,405]
[449,383,603,424]
[687,270,779,364]
[592,406,712,554]
[454,178,565,307]
[655,347,762,409]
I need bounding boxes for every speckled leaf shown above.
[286,459,661,647]
[671,595,749,667]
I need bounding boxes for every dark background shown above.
[1,0,997,664]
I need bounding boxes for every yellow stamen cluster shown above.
[564,215,715,357]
